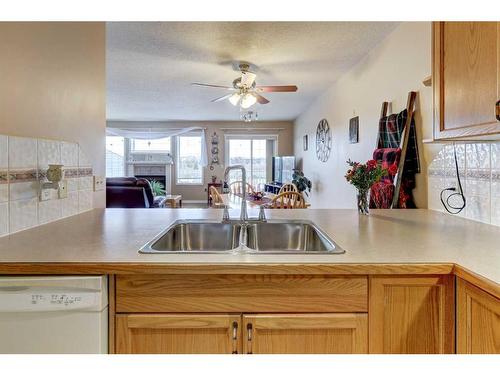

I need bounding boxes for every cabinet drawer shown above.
[116,274,368,313]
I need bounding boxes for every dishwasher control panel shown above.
[0,290,100,312]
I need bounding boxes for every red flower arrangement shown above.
[345,159,388,191]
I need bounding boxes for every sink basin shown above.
[140,219,343,254]
[140,220,241,253]
[246,221,343,254]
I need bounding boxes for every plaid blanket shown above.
[377,109,420,176]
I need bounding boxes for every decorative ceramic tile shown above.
[78,167,93,177]
[78,176,93,191]
[465,169,491,197]
[0,202,8,236]
[78,145,91,167]
[465,195,491,224]
[491,143,500,168]
[9,198,38,233]
[37,139,61,170]
[66,177,79,193]
[492,171,500,197]
[466,143,490,169]
[491,198,500,226]
[8,169,37,183]
[0,135,7,169]
[61,192,79,218]
[9,181,38,201]
[0,184,8,203]
[444,144,465,171]
[8,136,37,169]
[38,199,62,225]
[61,142,79,167]
[78,190,93,212]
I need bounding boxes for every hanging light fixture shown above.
[240,93,257,109]
[228,93,241,106]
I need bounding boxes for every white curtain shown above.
[106,126,208,166]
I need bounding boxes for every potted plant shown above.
[345,159,394,214]
[292,169,312,196]
[148,179,166,197]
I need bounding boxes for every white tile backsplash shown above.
[9,198,38,233]
[8,136,37,169]
[428,141,500,227]
[38,139,61,170]
[0,202,8,236]
[0,135,8,169]
[38,199,62,225]
[0,133,94,235]
[61,141,79,167]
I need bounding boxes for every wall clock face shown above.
[316,119,332,162]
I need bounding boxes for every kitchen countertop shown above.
[0,208,498,293]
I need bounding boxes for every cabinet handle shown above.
[246,323,253,354]
[231,321,238,354]
[496,99,500,121]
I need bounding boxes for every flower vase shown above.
[357,188,370,215]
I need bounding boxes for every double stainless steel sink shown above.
[140,220,344,254]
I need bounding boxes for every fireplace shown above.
[127,163,172,194]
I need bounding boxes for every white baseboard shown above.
[182,200,207,204]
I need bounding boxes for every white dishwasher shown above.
[0,276,108,354]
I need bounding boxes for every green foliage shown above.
[149,179,166,197]
[292,169,312,196]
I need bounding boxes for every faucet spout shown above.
[223,165,248,223]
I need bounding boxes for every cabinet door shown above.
[457,278,500,354]
[116,314,241,354]
[369,276,454,354]
[433,22,500,138]
[242,314,368,354]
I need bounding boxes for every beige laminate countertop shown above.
[0,208,498,289]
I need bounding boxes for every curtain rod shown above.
[220,127,284,131]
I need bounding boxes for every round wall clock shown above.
[316,119,332,162]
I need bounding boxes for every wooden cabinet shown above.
[369,276,455,354]
[433,22,500,139]
[242,314,368,354]
[457,278,500,354]
[116,314,241,354]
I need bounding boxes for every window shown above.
[105,136,124,177]
[176,135,203,185]
[226,137,275,190]
[131,137,171,153]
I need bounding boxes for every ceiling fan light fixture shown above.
[240,93,257,109]
[228,93,241,106]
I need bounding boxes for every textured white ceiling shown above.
[106,22,399,121]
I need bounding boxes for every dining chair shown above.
[209,186,225,208]
[229,181,255,196]
[278,183,298,194]
[269,191,306,209]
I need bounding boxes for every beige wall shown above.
[0,22,106,207]
[107,121,294,201]
[294,22,440,208]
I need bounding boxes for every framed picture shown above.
[349,116,359,144]
[303,135,308,151]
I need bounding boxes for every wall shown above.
[0,22,106,208]
[107,121,294,201]
[293,22,436,209]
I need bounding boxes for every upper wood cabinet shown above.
[242,314,368,354]
[369,275,455,354]
[116,314,241,354]
[457,278,500,354]
[433,22,500,139]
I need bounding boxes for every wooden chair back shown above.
[270,191,306,209]
[209,186,224,207]
[278,183,298,194]
[229,181,255,196]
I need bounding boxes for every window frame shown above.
[175,133,204,186]
[129,137,172,154]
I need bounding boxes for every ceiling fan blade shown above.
[211,93,233,103]
[241,71,257,87]
[191,83,234,90]
[256,85,298,93]
[254,93,270,104]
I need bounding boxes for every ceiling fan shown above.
[191,63,298,109]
